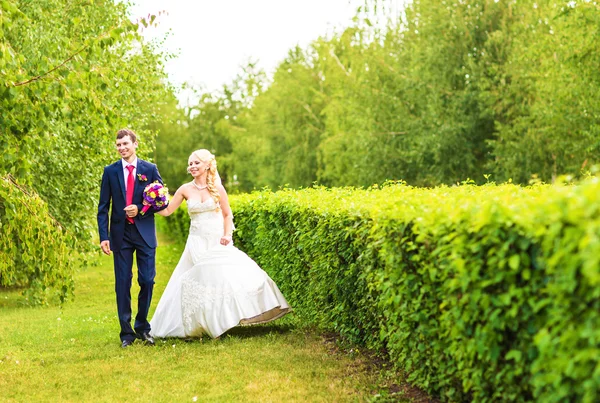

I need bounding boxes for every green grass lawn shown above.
[0,234,411,402]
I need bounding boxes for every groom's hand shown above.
[124,204,138,218]
[100,240,111,256]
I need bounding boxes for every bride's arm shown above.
[217,184,234,245]
[157,185,186,216]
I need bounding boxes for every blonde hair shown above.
[190,149,220,206]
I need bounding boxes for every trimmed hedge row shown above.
[156,203,190,246]
[162,182,599,402]
[0,175,76,304]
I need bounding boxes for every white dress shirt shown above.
[121,158,138,191]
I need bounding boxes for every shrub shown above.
[162,181,600,402]
[0,175,76,304]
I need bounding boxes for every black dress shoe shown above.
[121,339,134,348]
[139,332,155,346]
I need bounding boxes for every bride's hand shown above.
[220,234,232,245]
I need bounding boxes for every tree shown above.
[1,0,173,245]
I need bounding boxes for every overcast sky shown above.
[129,0,370,104]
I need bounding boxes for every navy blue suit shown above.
[97,159,165,342]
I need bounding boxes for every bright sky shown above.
[129,0,369,104]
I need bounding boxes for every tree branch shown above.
[3,174,66,231]
[329,48,351,77]
[302,103,321,125]
[12,45,88,87]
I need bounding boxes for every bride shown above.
[149,149,290,338]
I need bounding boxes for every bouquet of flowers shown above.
[140,181,170,215]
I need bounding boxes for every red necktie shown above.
[126,165,135,224]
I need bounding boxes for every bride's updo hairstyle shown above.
[190,149,220,207]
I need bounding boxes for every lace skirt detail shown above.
[151,241,290,339]
[179,247,290,338]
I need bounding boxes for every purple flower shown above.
[140,182,170,215]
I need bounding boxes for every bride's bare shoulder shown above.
[176,183,193,199]
[215,183,229,196]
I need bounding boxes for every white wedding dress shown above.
[150,198,290,338]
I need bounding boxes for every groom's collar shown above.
[121,157,138,170]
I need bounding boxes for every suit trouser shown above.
[113,223,156,342]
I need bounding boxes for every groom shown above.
[97,129,165,348]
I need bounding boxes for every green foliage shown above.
[155,208,189,247]
[0,0,174,244]
[0,0,175,301]
[156,0,600,190]
[481,0,600,182]
[153,64,266,192]
[0,175,75,304]
[237,48,325,189]
[157,181,600,401]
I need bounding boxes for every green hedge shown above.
[161,181,600,402]
[0,175,76,304]
[156,204,190,246]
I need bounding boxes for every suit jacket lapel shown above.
[135,159,146,199]
[115,161,126,201]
